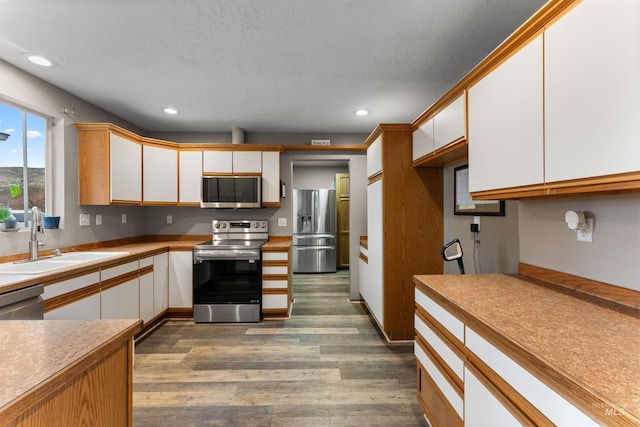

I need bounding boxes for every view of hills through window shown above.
[0,102,46,225]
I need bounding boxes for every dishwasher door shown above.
[0,284,44,320]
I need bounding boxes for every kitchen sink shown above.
[0,251,129,275]
[55,251,128,262]
[0,260,85,275]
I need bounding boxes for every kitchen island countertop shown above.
[414,273,640,426]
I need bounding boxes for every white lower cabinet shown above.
[44,294,101,320]
[169,251,193,308]
[43,271,101,320]
[465,327,598,426]
[464,366,524,427]
[139,270,154,323]
[153,252,170,315]
[101,278,139,319]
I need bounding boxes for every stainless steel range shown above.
[193,220,268,323]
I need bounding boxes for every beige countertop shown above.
[0,236,290,294]
[0,319,141,416]
[414,274,640,425]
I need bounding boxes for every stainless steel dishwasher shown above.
[0,284,44,320]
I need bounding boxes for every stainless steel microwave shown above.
[201,176,262,208]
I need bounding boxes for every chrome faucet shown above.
[28,207,43,261]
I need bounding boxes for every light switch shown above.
[121,213,127,224]
[95,214,102,225]
[79,214,90,226]
[278,218,287,227]
[167,215,172,224]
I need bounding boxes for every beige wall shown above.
[519,194,640,291]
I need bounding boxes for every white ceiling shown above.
[0,0,545,134]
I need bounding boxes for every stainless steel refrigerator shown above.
[292,189,337,273]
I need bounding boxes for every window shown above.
[0,102,47,228]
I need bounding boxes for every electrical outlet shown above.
[95,214,102,225]
[79,214,90,227]
[121,213,127,224]
[278,218,287,227]
[167,215,173,224]
[577,218,593,242]
[470,223,479,232]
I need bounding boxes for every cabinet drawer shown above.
[101,260,139,281]
[415,340,464,420]
[262,294,288,309]
[263,265,287,275]
[262,252,288,261]
[139,256,153,268]
[415,312,464,382]
[43,271,100,300]
[262,279,288,290]
[466,327,598,426]
[415,288,464,343]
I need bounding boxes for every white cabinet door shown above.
[468,35,543,193]
[465,366,523,427]
[169,251,193,308]
[261,151,280,204]
[366,136,383,178]
[101,278,139,319]
[143,144,178,203]
[434,93,465,151]
[44,294,101,320]
[413,118,434,161]
[545,0,640,183]
[179,150,203,203]
[233,151,262,173]
[153,252,169,315]
[203,150,233,173]
[139,271,154,323]
[364,179,383,327]
[110,132,142,202]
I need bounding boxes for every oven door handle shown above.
[193,250,261,262]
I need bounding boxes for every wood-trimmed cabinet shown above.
[364,125,443,341]
[261,243,292,318]
[76,123,282,207]
[466,0,640,199]
[413,92,467,168]
[415,282,599,426]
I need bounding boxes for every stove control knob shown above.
[261,222,267,228]
[222,223,227,228]
[214,223,220,229]
[254,222,259,228]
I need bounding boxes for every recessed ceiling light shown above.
[25,54,55,67]
[163,107,179,115]
[355,109,369,116]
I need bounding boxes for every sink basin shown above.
[55,251,128,262]
[0,260,83,275]
[0,251,129,275]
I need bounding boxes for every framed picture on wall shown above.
[454,165,505,216]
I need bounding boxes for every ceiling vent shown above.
[232,127,245,144]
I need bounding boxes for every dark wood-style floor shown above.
[133,271,428,426]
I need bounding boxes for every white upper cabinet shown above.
[143,145,178,203]
[110,132,142,202]
[178,150,202,204]
[434,93,466,151]
[468,34,544,193]
[544,0,640,183]
[261,151,280,205]
[232,151,262,173]
[413,118,434,161]
[203,150,262,174]
[203,150,233,173]
[366,135,382,178]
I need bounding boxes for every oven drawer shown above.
[194,303,260,323]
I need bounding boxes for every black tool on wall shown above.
[440,239,465,274]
